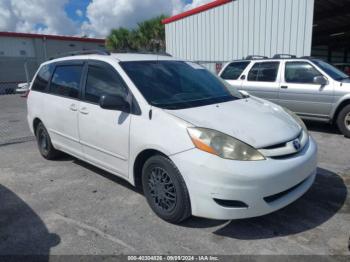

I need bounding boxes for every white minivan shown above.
[27,52,318,223]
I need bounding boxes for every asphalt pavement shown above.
[0,95,349,256]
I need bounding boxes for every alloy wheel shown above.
[345,112,350,131]
[148,166,177,212]
[38,129,49,154]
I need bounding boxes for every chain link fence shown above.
[0,58,36,96]
[0,81,25,95]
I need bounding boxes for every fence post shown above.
[24,61,30,86]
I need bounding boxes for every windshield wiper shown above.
[152,95,235,109]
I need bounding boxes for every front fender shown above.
[331,94,350,119]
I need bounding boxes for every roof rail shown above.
[272,54,296,59]
[49,49,110,60]
[245,55,268,60]
[111,49,172,57]
[300,56,316,59]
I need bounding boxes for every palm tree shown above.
[106,27,133,51]
[137,15,166,51]
[106,15,167,52]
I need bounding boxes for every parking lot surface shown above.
[0,95,349,255]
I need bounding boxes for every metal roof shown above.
[0,31,105,43]
[162,0,233,24]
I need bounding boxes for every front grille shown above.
[259,131,308,158]
[262,141,287,150]
[261,131,302,150]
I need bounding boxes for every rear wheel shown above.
[35,122,61,159]
[336,104,350,138]
[142,155,191,223]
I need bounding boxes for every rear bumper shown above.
[171,136,318,220]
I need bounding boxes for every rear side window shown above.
[221,62,250,80]
[50,65,83,99]
[248,62,279,82]
[31,64,54,92]
[85,64,128,104]
[285,62,322,83]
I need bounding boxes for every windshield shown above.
[312,59,349,81]
[120,61,241,110]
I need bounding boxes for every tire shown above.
[35,122,61,159]
[336,104,350,138]
[142,155,191,223]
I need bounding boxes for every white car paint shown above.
[167,96,301,148]
[27,53,318,220]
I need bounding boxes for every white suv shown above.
[27,52,317,223]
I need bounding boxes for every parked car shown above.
[16,82,30,94]
[219,55,350,137]
[27,51,317,223]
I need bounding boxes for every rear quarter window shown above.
[31,64,54,92]
[49,65,83,99]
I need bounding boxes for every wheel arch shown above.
[333,99,350,123]
[33,117,43,135]
[132,149,168,190]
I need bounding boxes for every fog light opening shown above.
[213,198,248,208]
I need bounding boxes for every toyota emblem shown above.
[293,140,301,151]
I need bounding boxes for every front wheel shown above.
[142,155,191,223]
[336,104,350,138]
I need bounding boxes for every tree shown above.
[106,15,167,52]
[106,27,133,51]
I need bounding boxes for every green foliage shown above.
[106,15,167,52]
[106,27,133,51]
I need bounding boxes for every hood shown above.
[165,97,301,149]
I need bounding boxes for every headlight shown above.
[283,108,308,133]
[187,127,265,161]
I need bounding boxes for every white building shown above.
[163,0,350,72]
[0,32,105,92]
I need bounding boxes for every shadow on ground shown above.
[304,120,341,135]
[0,185,60,259]
[214,167,348,239]
[71,152,348,238]
[73,158,142,194]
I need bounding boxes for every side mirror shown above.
[240,75,246,80]
[239,90,250,98]
[313,76,328,86]
[99,94,130,112]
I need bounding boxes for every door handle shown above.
[79,107,89,115]
[69,104,78,111]
[281,85,288,89]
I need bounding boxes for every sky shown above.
[0,0,212,38]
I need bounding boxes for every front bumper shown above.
[170,136,318,220]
